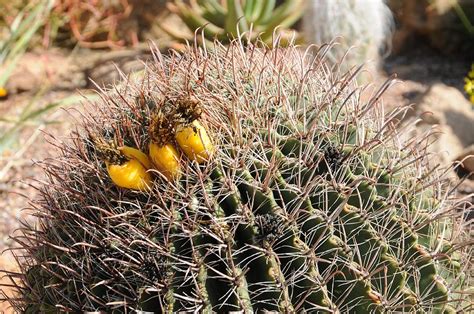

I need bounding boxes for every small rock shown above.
[401,83,474,167]
[416,83,474,147]
[455,144,474,179]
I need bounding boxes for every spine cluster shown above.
[94,97,215,190]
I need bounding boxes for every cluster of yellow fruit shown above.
[105,119,213,191]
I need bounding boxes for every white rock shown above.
[401,83,474,167]
[417,83,474,148]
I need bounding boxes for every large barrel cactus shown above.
[4,39,471,313]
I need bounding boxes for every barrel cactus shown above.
[4,39,471,313]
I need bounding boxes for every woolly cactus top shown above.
[4,39,472,313]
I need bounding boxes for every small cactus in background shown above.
[302,0,394,70]
[163,0,305,45]
[2,38,472,312]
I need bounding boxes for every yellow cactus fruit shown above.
[106,158,152,191]
[0,87,7,99]
[91,134,152,191]
[175,120,214,163]
[119,146,153,169]
[148,142,181,180]
[148,105,182,180]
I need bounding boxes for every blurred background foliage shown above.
[163,0,305,45]
[0,0,169,50]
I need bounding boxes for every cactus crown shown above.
[90,134,128,165]
[148,104,175,147]
[148,96,203,147]
[2,38,472,313]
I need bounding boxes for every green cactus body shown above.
[4,39,471,313]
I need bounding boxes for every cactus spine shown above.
[3,39,471,313]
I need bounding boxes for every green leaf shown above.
[263,0,305,28]
[200,0,226,16]
[173,0,226,40]
[199,0,226,28]
[243,0,255,21]
[260,0,305,42]
[0,0,55,86]
[225,0,249,37]
[255,0,276,25]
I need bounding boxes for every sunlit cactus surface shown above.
[4,38,472,313]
